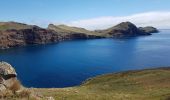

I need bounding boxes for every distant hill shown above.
[96,22,158,38]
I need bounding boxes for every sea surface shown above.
[0,30,170,88]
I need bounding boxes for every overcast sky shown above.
[0,0,170,30]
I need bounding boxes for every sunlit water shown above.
[0,30,170,88]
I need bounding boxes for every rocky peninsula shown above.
[0,21,158,49]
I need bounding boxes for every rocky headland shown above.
[96,22,158,38]
[0,21,158,49]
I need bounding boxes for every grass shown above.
[9,79,21,94]
[0,22,33,31]
[1,67,170,100]
[32,67,170,100]
[0,79,34,100]
[48,24,104,36]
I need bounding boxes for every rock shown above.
[139,26,159,34]
[46,96,55,100]
[0,62,17,76]
[0,61,19,92]
[0,84,6,91]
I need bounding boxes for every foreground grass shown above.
[31,67,170,100]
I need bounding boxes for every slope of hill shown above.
[33,67,170,100]
[1,62,170,100]
[0,22,34,31]
[48,24,103,36]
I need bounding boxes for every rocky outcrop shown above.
[139,26,159,34]
[0,62,18,92]
[0,28,60,49]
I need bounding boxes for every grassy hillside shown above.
[32,67,170,100]
[0,22,34,31]
[48,24,104,36]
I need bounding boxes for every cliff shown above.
[0,22,61,49]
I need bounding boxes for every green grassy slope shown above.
[48,24,104,36]
[0,22,34,31]
[32,67,170,100]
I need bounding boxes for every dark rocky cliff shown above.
[0,25,60,49]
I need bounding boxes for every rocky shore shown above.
[0,62,54,100]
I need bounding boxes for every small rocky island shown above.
[0,21,158,49]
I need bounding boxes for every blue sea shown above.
[0,30,170,88]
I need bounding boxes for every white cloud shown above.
[65,11,170,30]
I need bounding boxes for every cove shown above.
[0,30,170,88]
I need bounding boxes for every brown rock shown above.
[0,62,19,92]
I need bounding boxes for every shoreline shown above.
[31,67,170,100]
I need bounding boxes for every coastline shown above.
[31,67,170,100]
[1,61,170,100]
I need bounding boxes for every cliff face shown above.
[0,25,61,49]
[0,22,104,49]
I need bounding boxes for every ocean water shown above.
[0,30,170,88]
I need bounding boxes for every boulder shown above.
[0,62,19,92]
[0,62,17,77]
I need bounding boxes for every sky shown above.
[0,0,170,30]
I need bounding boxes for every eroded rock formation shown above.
[0,62,18,92]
